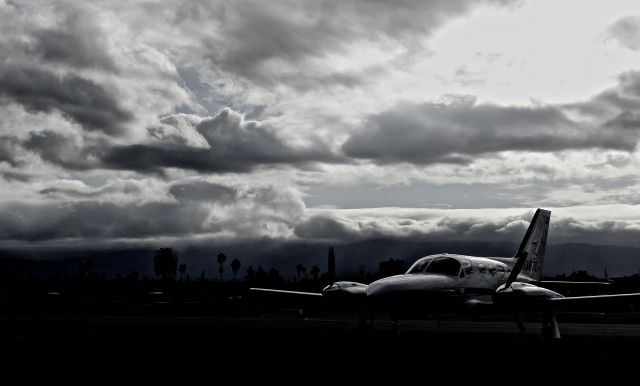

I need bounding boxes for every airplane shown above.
[251,208,640,339]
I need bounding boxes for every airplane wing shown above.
[534,280,613,297]
[547,292,640,312]
[248,281,368,310]
[249,287,323,297]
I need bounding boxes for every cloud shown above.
[605,15,640,52]
[169,181,237,204]
[0,200,210,241]
[22,130,94,170]
[0,171,31,183]
[100,108,341,173]
[0,1,191,138]
[0,66,132,135]
[203,0,519,90]
[342,96,635,164]
[5,0,640,251]
[0,181,305,243]
[564,70,640,131]
[27,9,118,71]
[16,108,340,174]
[294,208,533,242]
[294,206,640,247]
[0,136,21,166]
[36,178,169,204]
[7,177,640,248]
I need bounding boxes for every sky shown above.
[2,0,640,249]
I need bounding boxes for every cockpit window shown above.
[406,257,434,274]
[425,256,462,276]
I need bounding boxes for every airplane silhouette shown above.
[252,209,640,339]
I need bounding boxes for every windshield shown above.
[424,256,462,276]
[406,257,434,274]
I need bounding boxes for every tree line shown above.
[154,247,242,282]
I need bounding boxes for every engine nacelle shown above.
[322,281,368,298]
[493,282,563,310]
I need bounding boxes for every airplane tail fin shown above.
[513,208,550,281]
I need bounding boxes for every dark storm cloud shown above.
[206,0,519,88]
[0,183,304,242]
[101,109,341,173]
[28,12,117,71]
[169,181,237,203]
[294,210,532,242]
[0,67,132,135]
[606,15,640,52]
[38,180,146,199]
[294,215,357,240]
[604,111,640,130]
[0,171,31,182]
[22,130,93,170]
[0,136,20,166]
[342,98,634,165]
[293,209,640,247]
[565,71,640,130]
[0,201,212,241]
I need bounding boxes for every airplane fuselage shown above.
[367,254,517,297]
[323,253,562,312]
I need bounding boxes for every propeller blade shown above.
[503,251,528,290]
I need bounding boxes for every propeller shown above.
[500,251,528,291]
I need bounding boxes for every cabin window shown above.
[488,265,496,275]
[498,266,505,275]
[478,263,486,273]
[425,256,462,276]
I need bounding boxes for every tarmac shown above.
[3,310,640,375]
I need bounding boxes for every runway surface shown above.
[4,310,640,374]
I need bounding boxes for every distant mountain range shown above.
[2,239,640,280]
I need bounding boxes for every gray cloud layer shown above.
[0,66,132,135]
[5,190,640,248]
[0,181,304,242]
[16,108,340,174]
[342,96,636,164]
[294,209,640,247]
[204,0,518,89]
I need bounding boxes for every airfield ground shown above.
[3,306,640,377]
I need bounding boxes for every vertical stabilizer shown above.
[513,208,550,281]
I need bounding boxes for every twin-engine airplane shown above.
[252,209,640,339]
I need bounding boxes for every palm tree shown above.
[217,252,227,282]
[296,264,306,280]
[310,265,320,280]
[154,247,178,282]
[231,258,241,280]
